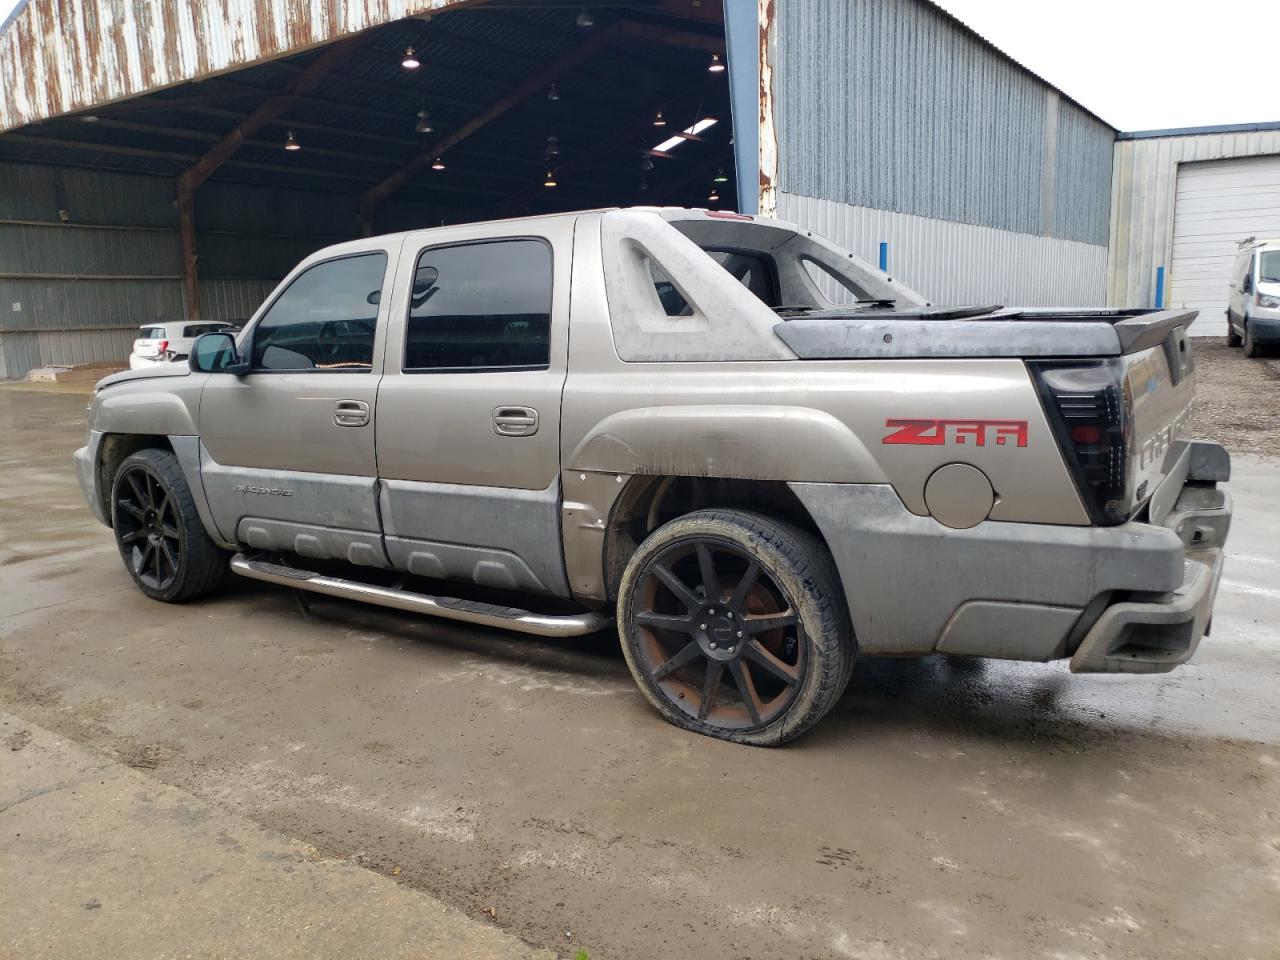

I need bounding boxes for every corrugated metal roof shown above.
[0,0,471,133]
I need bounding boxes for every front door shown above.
[199,242,399,568]
[375,222,572,596]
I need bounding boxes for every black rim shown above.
[630,537,805,731]
[114,466,182,591]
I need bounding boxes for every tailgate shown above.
[1123,323,1196,513]
[133,337,167,358]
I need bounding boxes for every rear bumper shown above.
[1069,487,1229,674]
[789,440,1232,668]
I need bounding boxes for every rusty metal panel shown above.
[0,0,475,133]
[1107,128,1280,309]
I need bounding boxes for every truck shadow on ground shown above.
[226,577,1218,757]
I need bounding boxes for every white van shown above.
[1227,237,1280,357]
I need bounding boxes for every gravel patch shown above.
[1191,338,1280,459]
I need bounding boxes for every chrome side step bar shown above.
[230,554,611,638]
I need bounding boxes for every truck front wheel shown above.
[110,448,229,603]
[617,509,855,746]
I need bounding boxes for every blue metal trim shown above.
[1154,266,1165,309]
[722,0,759,215]
[878,242,888,272]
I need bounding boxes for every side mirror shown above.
[189,332,250,375]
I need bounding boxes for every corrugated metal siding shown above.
[1108,130,1280,310]
[0,160,365,377]
[778,191,1108,307]
[0,0,473,132]
[774,0,1113,245]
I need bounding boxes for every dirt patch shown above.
[1191,338,1280,459]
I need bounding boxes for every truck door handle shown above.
[492,406,539,437]
[334,399,370,427]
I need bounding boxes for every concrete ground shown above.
[1,385,1278,960]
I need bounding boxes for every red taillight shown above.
[158,340,169,354]
[1070,425,1101,444]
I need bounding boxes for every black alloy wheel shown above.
[114,464,183,592]
[618,509,854,745]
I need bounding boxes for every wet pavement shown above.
[1,387,1278,959]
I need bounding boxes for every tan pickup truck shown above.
[74,207,1232,745]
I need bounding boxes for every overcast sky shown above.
[1,0,1276,132]
[932,0,1279,131]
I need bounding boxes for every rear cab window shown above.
[138,326,166,339]
[403,238,552,372]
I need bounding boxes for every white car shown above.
[129,321,238,370]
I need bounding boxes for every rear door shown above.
[198,240,400,567]
[375,220,573,596]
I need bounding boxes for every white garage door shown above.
[1169,154,1280,336]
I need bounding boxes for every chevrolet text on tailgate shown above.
[74,208,1233,745]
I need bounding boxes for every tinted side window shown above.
[251,253,387,372]
[404,239,552,371]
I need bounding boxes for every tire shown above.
[617,509,855,746]
[110,448,229,602]
[1226,316,1242,348]
[1244,320,1262,358]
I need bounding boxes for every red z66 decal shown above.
[883,418,1028,447]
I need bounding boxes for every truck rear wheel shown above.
[110,448,229,603]
[617,509,854,746]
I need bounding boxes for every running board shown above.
[230,554,611,638]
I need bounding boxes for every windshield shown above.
[1259,250,1280,284]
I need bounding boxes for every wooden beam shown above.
[177,187,199,319]
[358,23,622,234]
[176,35,362,195]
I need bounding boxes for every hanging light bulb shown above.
[653,109,666,128]
[713,167,728,183]
[415,108,434,134]
[543,169,558,188]
[283,129,300,151]
[401,46,421,69]
[544,135,560,158]
[708,187,720,202]
[431,156,446,171]
[707,52,725,73]
[639,176,649,192]
[546,84,560,102]
[575,7,594,27]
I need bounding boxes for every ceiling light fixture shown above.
[708,187,720,202]
[401,46,421,69]
[707,52,725,73]
[639,157,654,172]
[576,8,594,27]
[713,168,728,183]
[431,156,446,170]
[653,109,666,127]
[284,130,300,151]
[81,114,100,123]
[546,84,560,102]
[544,170,558,188]
[415,108,434,134]
[652,116,717,154]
